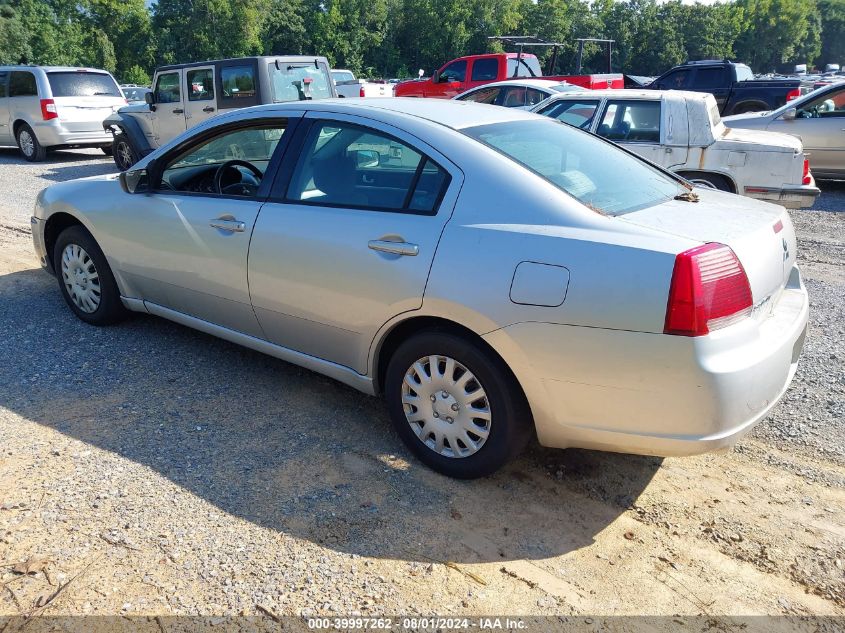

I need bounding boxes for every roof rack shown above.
[488,35,615,75]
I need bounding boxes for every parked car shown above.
[454,79,584,109]
[331,69,394,98]
[120,85,151,105]
[32,100,808,478]
[0,65,124,161]
[647,60,802,115]
[103,55,336,171]
[395,52,623,99]
[723,81,845,180]
[533,89,819,209]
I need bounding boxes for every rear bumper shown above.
[743,180,820,209]
[32,120,113,148]
[483,266,809,457]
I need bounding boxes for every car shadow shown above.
[0,266,662,564]
[0,147,115,181]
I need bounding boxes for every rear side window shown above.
[0,71,7,98]
[694,68,723,89]
[538,99,600,129]
[46,72,120,97]
[458,87,500,104]
[221,66,256,100]
[286,121,450,214]
[471,58,499,82]
[526,88,549,106]
[187,68,214,102]
[9,71,37,97]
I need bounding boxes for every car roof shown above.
[0,65,112,74]
[541,89,711,102]
[468,79,569,90]
[255,97,542,130]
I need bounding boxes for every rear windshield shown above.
[270,63,333,102]
[462,119,683,216]
[332,71,355,83]
[47,72,121,97]
[507,56,543,78]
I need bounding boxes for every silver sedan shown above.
[32,99,808,478]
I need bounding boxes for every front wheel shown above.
[385,331,532,478]
[112,133,138,171]
[53,226,127,326]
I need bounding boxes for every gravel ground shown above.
[0,148,843,621]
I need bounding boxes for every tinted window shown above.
[9,71,37,97]
[694,68,723,89]
[0,71,7,98]
[221,66,256,99]
[463,119,681,216]
[270,64,333,101]
[154,72,180,104]
[46,72,120,97]
[186,68,214,102]
[440,60,466,83]
[597,100,661,143]
[287,121,450,213]
[506,56,542,78]
[797,86,845,118]
[471,58,499,81]
[500,87,527,107]
[660,69,690,89]
[538,99,600,129]
[526,88,549,106]
[457,87,500,104]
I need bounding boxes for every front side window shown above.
[538,99,600,129]
[463,119,682,216]
[159,122,286,196]
[0,72,7,98]
[154,72,180,104]
[9,71,37,97]
[221,66,256,99]
[797,86,845,118]
[439,60,467,83]
[471,58,499,82]
[270,63,333,101]
[660,69,690,90]
[597,100,661,143]
[46,72,120,97]
[187,68,214,102]
[457,87,500,104]
[286,121,450,213]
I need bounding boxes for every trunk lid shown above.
[618,189,796,317]
[46,71,125,132]
[718,126,803,153]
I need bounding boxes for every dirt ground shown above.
[0,150,843,627]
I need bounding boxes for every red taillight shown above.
[664,243,753,337]
[359,85,365,97]
[40,98,58,121]
[802,158,811,185]
[786,88,801,101]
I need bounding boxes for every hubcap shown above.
[117,142,133,169]
[401,355,492,459]
[61,244,101,313]
[19,130,34,157]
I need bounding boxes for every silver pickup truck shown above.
[331,69,394,99]
[104,55,336,170]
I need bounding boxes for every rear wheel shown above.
[16,124,47,162]
[53,226,127,326]
[385,331,532,478]
[680,171,733,192]
[112,133,138,171]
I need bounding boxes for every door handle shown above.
[368,240,418,256]
[173,108,184,114]
[203,106,215,113]
[209,219,245,232]
[362,174,375,184]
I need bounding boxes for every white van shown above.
[0,66,125,161]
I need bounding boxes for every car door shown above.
[594,99,664,165]
[770,85,845,176]
[113,113,301,337]
[151,70,187,144]
[184,66,217,127]
[0,70,9,144]
[248,114,461,374]
[691,66,729,110]
[431,60,467,98]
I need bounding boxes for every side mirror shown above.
[781,107,797,121]
[119,166,151,193]
[432,70,440,83]
[351,149,379,168]
[144,91,155,105]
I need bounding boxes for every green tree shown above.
[818,0,845,66]
[734,0,821,72]
[0,1,30,64]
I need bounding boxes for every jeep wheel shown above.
[113,134,138,171]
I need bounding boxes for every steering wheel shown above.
[214,159,264,196]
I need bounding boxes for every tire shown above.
[101,145,113,156]
[385,331,533,478]
[112,133,138,171]
[16,124,47,162]
[680,171,733,192]
[53,225,127,326]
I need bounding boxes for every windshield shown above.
[47,72,121,97]
[270,63,333,102]
[462,119,683,216]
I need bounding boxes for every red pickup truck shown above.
[395,52,623,99]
